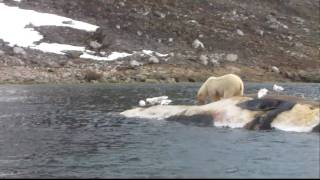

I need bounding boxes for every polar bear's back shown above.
[206,74,244,96]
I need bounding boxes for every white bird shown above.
[273,84,284,92]
[139,100,146,107]
[257,88,268,99]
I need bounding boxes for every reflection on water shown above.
[0,82,319,178]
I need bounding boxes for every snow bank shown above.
[0,3,168,61]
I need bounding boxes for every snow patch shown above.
[33,43,132,61]
[0,3,168,62]
[142,50,168,57]
[0,3,98,47]
[81,51,132,61]
[33,43,85,54]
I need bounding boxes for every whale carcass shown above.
[120,96,319,133]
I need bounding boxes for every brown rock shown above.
[84,70,102,82]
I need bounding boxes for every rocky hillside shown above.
[0,0,319,84]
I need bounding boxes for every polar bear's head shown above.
[197,91,207,105]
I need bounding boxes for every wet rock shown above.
[0,50,4,56]
[149,56,159,64]
[192,39,204,49]
[271,66,280,73]
[13,46,26,56]
[89,40,102,49]
[226,54,238,62]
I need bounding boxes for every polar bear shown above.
[197,74,244,105]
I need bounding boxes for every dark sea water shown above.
[0,82,319,178]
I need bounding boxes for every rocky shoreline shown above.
[0,41,319,84]
[0,0,319,85]
[1,55,319,85]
